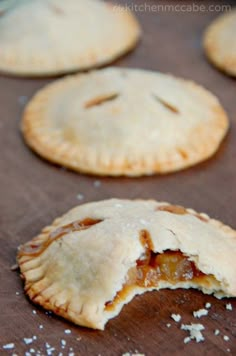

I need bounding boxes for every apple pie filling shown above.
[157,204,209,222]
[19,218,102,257]
[105,230,218,310]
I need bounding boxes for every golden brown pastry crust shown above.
[17,199,236,330]
[22,68,229,176]
[204,10,236,76]
[0,0,140,76]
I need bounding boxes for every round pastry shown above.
[22,68,229,176]
[204,10,236,76]
[0,0,140,76]
[17,199,236,329]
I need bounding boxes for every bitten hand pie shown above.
[0,0,140,76]
[17,199,236,330]
[22,68,229,176]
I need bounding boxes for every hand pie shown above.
[204,10,236,77]
[17,199,236,330]
[0,0,140,76]
[22,68,229,176]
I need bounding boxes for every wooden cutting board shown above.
[0,0,235,355]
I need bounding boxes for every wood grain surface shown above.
[0,0,236,355]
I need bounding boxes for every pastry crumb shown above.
[39,324,43,329]
[166,323,171,328]
[11,262,19,270]
[171,313,181,322]
[46,347,55,355]
[32,310,37,315]
[122,353,145,356]
[224,335,230,341]
[181,323,205,343]
[193,308,208,318]
[24,338,33,345]
[76,193,84,201]
[94,180,101,188]
[18,95,28,106]
[64,329,71,334]
[184,336,191,344]
[3,343,15,349]
[205,302,211,309]
[214,329,220,335]
[226,303,232,311]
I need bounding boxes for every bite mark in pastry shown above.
[17,199,236,330]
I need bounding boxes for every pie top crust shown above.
[17,199,236,329]
[0,0,140,76]
[22,68,229,176]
